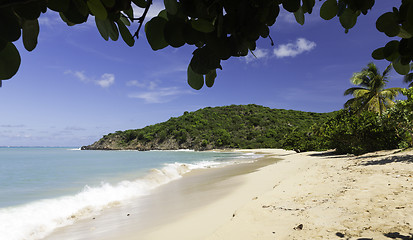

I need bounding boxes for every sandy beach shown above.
[141,149,413,240]
[44,148,413,240]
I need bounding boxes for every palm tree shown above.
[344,63,401,115]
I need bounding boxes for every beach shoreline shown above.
[45,148,413,240]
[142,148,413,240]
[43,149,282,240]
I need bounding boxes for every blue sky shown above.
[0,1,407,147]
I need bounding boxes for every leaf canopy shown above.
[0,0,413,89]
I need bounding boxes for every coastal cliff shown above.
[81,104,335,151]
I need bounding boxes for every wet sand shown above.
[44,151,281,240]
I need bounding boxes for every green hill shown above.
[81,104,335,151]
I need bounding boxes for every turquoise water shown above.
[0,147,256,240]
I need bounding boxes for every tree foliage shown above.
[322,110,402,155]
[81,104,335,150]
[0,0,412,88]
[384,87,413,147]
[282,109,405,155]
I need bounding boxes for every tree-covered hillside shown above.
[81,104,335,151]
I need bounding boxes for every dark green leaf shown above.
[0,42,21,80]
[96,17,111,40]
[96,18,118,41]
[124,7,134,20]
[132,0,147,8]
[265,2,279,26]
[108,21,119,41]
[407,3,413,26]
[371,47,385,60]
[117,20,134,46]
[0,9,21,42]
[339,8,357,30]
[187,64,204,90]
[205,69,216,88]
[59,12,76,26]
[393,57,410,75]
[294,7,305,25]
[357,0,375,14]
[398,38,413,58]
[320,0,337,20]
[145,17,168,50]
[400,56,411,65]
[22,19,39,51]
[158,10,169,20]
[217,12,223,38]
[282,0,300,13]
[72,0,89,16]
[48,0,70,12]
[191,19,214,33]
[183,24,203,45]
[0,39,6,51]
[376,12,400,37]
[15,2,41,20]
[164,20,186,48]
[101,0,115,8]
[120,15,131,26]
[190,47,221,74]
[398,27,412,39]
[302,0,315,14]
[87,0,108,20]
[164,0,178,15]
[259,24,269,38]
[384,40,400,61]
[62,1,88,24]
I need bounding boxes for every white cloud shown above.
[95,73,115,88]
[128,87,193,103]
[126,80,158,90]
[66,71,115,88]
[273,38,316,58]
[126,64,191,103]
[73,71,88,82]
[244,38,316,63]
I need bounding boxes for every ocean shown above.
[0,147,261,240]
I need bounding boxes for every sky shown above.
[0,1,407,147]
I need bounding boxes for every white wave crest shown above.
[0,160,222,240]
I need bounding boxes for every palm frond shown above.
[344,62,397,115]
[403,73,413,86]
[344,87,366,96]
[366,62,379,78]
[382,63,393,80]
[353,89,370,98]
[380,88,402,99]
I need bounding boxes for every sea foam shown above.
[0,160,228,240]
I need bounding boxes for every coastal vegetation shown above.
[82,62,413,155]
[284,63,413,155]
[81,104,335,151]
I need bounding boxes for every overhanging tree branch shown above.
[133,0,152,39]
